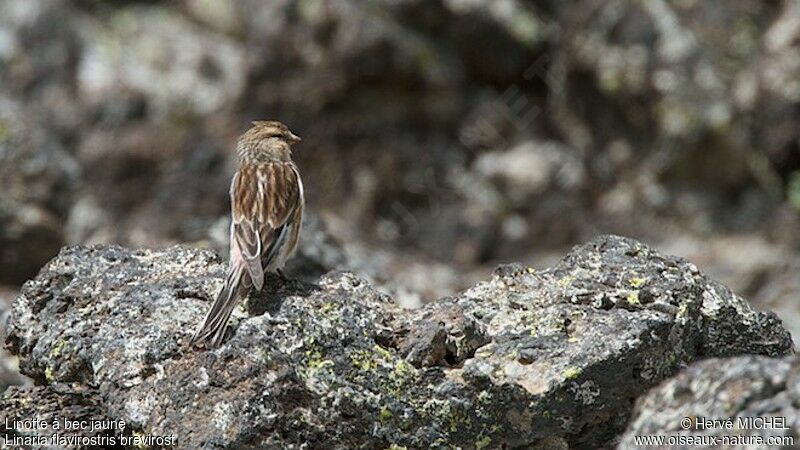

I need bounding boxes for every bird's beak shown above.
[289,132,302,144]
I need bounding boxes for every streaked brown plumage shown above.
[191,120,304,347]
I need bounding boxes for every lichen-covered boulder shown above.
[2,235,792,448]
[0,384,124,445]
[618,355,799,449]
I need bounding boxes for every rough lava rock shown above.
[0,287,26,392]
[619,355,800,449]
[2,235,793,449]
[0,384,125,446]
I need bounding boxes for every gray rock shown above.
[0,286,26,392]
[0,98,80,285]
[2,235,792,449]
[619,355,799,450]
[0,384,124,448]
[76,6,247,118]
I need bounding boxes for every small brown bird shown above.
[191,120,304,347]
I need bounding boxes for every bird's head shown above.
[236,120,301,163]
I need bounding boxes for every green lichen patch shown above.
[350,348,379,372]
[628,277,647,288]
[563,366,582,380]
[49,339,68,358]
[557,275,576,288]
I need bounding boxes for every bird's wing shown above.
[231,162,302,289]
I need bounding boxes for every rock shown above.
[473,141,584,201]
[0,98,80,285]
[0,286,26,392]
[396,301,490,368]
[0,384,125,446]
[618,355,799,449]
[76,6,247,118]
[0,0,80,99]
[751,260,800,354]
[0,197,65,286]
[3,235,792,448]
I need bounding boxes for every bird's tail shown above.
[190,264,245,348]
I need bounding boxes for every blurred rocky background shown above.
[2,0,800,387]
